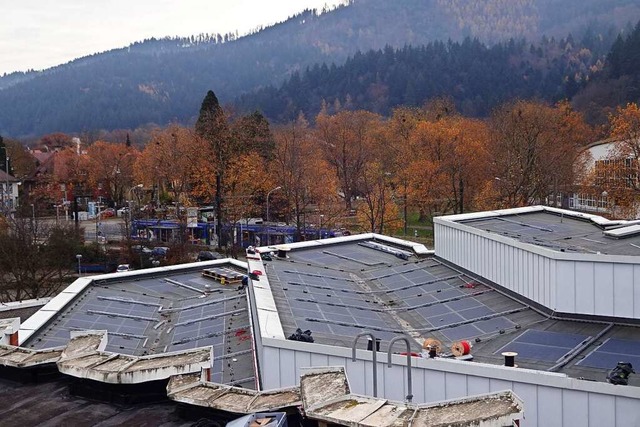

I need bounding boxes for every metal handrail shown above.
[351,331,379,397]
[387,335,413,403]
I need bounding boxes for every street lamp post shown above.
[76,254,83,276]
[266,186,282,246]
[128,184,143,215]
[0,147,9,212]
[319,214,324,239]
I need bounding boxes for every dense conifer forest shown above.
[0,0,639,138]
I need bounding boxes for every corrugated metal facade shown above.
[260,338,640,427]
[434,220,640,319]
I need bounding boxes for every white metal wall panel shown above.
[512,382,538,426]
[635,265,640,319]
[467,375,491,396]
[444,372,468,400]
[381,363,407,402]
[613,263,634,318]
[615,396,640,427]
[594,263,614,315]
[424,369,447,402]
[575,262,595,315]
[537,387,563,427]
[278,348,297,387]
[562,389,589,427]
[555,261,576,312]
[588,393,616,427]
[436,219,640,319]
[262,346,283,388]
[260,341,640,427]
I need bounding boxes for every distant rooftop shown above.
[455,208,640,256]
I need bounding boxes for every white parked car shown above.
[116,264,132,273]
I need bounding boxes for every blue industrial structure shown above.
[131,219,334,247]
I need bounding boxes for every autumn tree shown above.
[271,114,339,239]
[315,110,383,210]
[356,161,401,233]
[134,125,209,210]
[383,107,426,230]
[487,99,592,208]
[593,103,640,216]
[38,132,74,151]
[2,137,36,179]
[195,91,276,247]
[85,141,139,206]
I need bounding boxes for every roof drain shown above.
[351,331,379,397]
[387,335,413,403]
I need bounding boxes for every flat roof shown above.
[22,262,256,389]
[260,236,640,386]
[455,209,640,256]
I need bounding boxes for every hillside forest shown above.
[1,0,640,138]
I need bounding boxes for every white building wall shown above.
[260,338,640,427]
[434,217,640,319]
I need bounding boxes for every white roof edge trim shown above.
[256,233,376,252]
[603,224,640,237]
[436,205,640,229]
[256,233,431,255]
[370,233,431,254]
[0,298,52,312]
[247,257,285,340]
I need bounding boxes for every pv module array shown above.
[26,286,163,353]
[577,338,640,370]
[496,330,591,363]
[276,253,524,345]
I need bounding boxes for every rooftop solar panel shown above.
[440,324,484,341]
[496,329,590,363]
[577,338,640,370]
[577,350,640,370]
[597,338,640,354]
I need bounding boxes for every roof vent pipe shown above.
[502,351,518,367]
[387,335,413,403]
[351,331,379,397]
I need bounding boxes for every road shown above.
[80,217,126,243]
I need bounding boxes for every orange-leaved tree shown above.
[315,109,383,211]
[85,141,139,205]
[488,99,592,208]
[134,125,210,209]
[271,114,339,239]
[593,102,640,216]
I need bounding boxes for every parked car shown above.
[197,251,223,261]
[100,208,116,218]
[116,207,130,217]
[151,247,169,257]
[116,264,132,273]
[132,245,152,254]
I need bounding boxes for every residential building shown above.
[0,168,20,212]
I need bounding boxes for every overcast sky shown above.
[0,0,345,75]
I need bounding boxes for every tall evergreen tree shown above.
[195,90,230,248]
[0,135,8,174]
